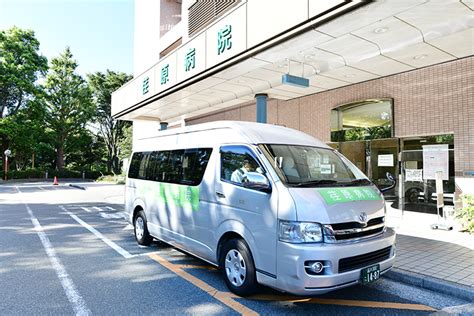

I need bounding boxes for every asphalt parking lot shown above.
[0,182,472,315]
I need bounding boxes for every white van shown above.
[125,121,396,296]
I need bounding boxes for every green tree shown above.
[0,99,48,170]
[118,123,132,161]
[43,47,93,171]
[88,70,132,173]
[0,27,48,175]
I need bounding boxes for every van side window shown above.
[155,151,170,181]
[128,152,143,179]
[220,146,264,185]
[131,148,212,186]
[181,148,213,185]
[164,150,185,183]
[146,152,159,181]
[138,152,151,179]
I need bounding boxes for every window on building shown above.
[331,99,393,142]
[160,0,183,38]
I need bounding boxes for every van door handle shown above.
[216,191,226,198]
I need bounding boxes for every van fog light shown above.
[304,260,328,275]
[310,262,324,273]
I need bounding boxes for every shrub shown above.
[96,173,125,184]
[0,168,45,179]
[456,194,474,234]
[0,168,106,180]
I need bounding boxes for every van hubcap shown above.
[135,217,144,240]
[225,249,246,287]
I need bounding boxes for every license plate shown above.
[361,264,380,284]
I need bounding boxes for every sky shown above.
[0,0,134,76]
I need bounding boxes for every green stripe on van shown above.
[158,183,200,211]
[138,182,200,211]
[318,187,381,206]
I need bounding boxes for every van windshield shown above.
[262,144,370,187]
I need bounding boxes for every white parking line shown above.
[99,213,124,219]
[105,206,116,211]
[92,206,102,212]
[60,206,134,259]
[17,188,91,316]
[81,207,91,213]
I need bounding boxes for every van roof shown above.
[140,121,329,148]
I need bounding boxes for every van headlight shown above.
[279,221,323,243]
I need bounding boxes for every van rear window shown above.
[129,148,212,186]
[128,152,143,179]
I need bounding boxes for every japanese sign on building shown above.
[160,64,169,85]
[185,48,196,72]
[217,25,232,55]
[142,77,150,95]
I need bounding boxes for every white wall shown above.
[134,0,161,76]
[132,120,162,150]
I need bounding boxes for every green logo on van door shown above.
[157,183,200,211]
[318,187,381,206]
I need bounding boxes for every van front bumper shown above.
[274,228,396,295]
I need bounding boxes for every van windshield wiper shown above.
[291,180,338,187]
[348,179,372,186]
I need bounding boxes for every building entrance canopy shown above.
[112,0,473,123]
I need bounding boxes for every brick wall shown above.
[186,57,474,175]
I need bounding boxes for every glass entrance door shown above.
[399,135,455,214]
[369,138,399,199]
[339,141,366,173]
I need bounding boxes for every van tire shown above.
[134,210,153,246]
[220,239,257,296]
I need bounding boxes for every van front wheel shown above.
[220,239,257,296]
[134,210,152,246]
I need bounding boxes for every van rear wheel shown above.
[134,210,152,246]
[220,239,257,296]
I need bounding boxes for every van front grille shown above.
[330,217,384,230]
[334,226,384,241]
[339,246,392,273]
[323,216,385,243]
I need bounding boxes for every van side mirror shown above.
[380,172,396,193]
[243,172,271,193]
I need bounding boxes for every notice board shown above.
[422,144,449,180]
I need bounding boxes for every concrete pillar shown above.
[255,94,268,123]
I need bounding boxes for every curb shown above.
[68,184,86,190]
[385,268,474,301]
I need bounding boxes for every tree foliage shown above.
[0,27,48,118]
[118,123,132,161]
[0,99,50,170]
[0,27,48,176]
[43,47,94,170]
[0,27,132,179]
[88,70,132,173]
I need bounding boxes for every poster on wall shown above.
[378,154,394,167]
[405,169,423,182]
[422,144,449,180]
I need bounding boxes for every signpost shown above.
[4,149,11,181]
[431,171,453,230]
